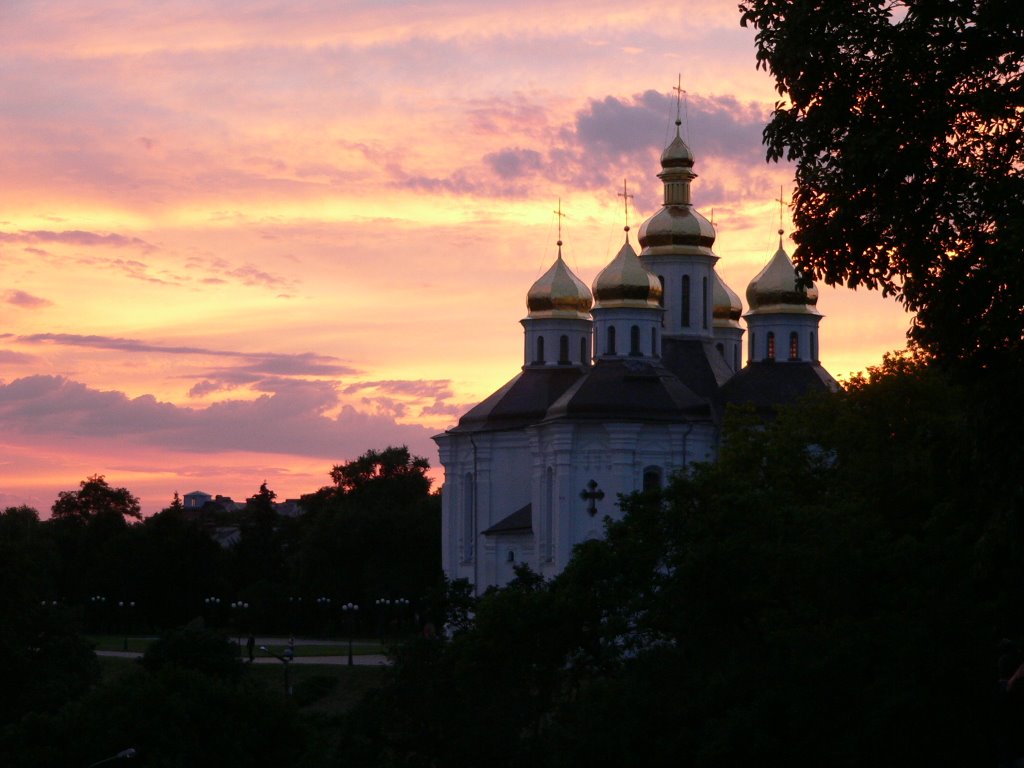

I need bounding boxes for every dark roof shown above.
[544,358,712,423]
[660,336,736,399]
[482,503,533,535]
[451,365,585,432]
[718,361,840,414]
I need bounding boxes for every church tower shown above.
[591,227,663,361]
[744,230,822,365]
[522,238,594,368]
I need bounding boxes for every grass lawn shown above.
[96,655,389,715]
[88,635,386,656]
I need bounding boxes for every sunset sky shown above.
[0,1,910,514]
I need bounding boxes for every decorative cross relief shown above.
[579,479,605,517]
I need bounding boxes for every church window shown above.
[536,336,545,364]
[507,550,516,563]
[462,473,474,561]
[789,331,799,360]
[580,336,588,364]
[716,342,725,358]
[811,331,817,361]
[657,275,665,327]
[681,275,691,327]
[559,335,569,364]
[643,466,662,491]
[734,346,740,371]
[630,325,640,356]
[750,332,756,362]
[767,332,776,360]
[651,327,657,356]
[607,326,616,355]
[702,277,709,329]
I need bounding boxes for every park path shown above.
[96,637,390,665]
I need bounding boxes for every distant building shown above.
[435,116,837,592]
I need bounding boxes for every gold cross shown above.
[617,179,634,229]
[775,185,787,233]
[673,73,686,125]
[553,197,566,243]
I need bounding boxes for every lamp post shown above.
[88,595,107,633]
[259,645,292,696]
[341,602,359,666]
[230,601,249,655]
[203,596,222,628]
[287,595,303,635]
[116,600,136,651]
[375,598,392,640]
[315,596,332,637]
[394,597,410,635]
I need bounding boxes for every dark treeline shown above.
[0,445,441,638]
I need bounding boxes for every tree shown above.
[739,0,1024,364]
[51,474,141,524]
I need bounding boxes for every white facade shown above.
[436,121,834,592]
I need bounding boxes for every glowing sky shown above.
[0,1,910,514]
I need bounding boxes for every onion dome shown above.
[712,271,743,328]
[527,241,593,319]
[637,118,715,254]
[745,231,820,316]
[593,229,663,309]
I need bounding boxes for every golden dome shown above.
[745,232,821,316]
[660,130,694,169]
[527,243,593,318]
[712,271,743,327]
[593,231,663,309]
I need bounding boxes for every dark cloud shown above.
[0,350,36,364]
[4,289,52,308]
[342,379,454,399]
[0,375,438,460]
[485,148,544,180]
[0,229,156,252]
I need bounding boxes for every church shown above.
[434,115,838,591]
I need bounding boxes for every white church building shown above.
[434,117,838,591]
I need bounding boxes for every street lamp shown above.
[315,596,332,637]
[89,595,108,633]
[203,596,222,628]
[259,645,292,696]
[116,600,136,651]
[341,603,359,666]
[230,601,249,655]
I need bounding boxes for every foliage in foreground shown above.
[341,354,1021,767]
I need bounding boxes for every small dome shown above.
[527,245,593,318]
[712,271,743,327]
[593,231,663,309]
[661,131,694,169]
[746,232,820,316]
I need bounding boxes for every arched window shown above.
[607,326,616,355]
[767,331,776,360]
[810,331,817,361]
[651,327,657,356]
[536,336,545,364]
[750,332,756,363]
[559,335,569,364]
[716,342,725,358]
[734,346,740,371]
[630,325,640,356]
[681,275,691,327]
[789,331,799,360]
[657,275,665,327]
[462,473,474,561]
[581,336,588,364]
[702,276,709,329]
[643,466,662,491]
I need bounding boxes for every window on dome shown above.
[559,335,569,364]
[767,332,776,360]
[811,332,817,361]
[750,332,756,363]
[716,342,725,358]
[681,275,691,327]
[734,346,740,371]
[581,336,588,364]
[630,325,640,356]
[607,326,616,355]
[651,327,657,356]
[536,336,545,364]
[789,331,799,360]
